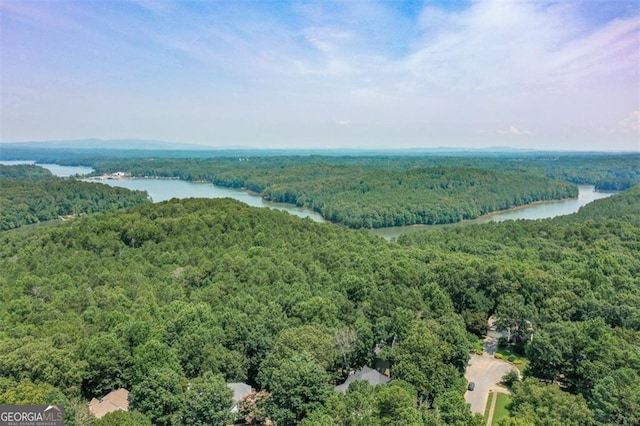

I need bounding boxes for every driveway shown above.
[464,338,515,415]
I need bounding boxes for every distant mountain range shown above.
[2,139,214,150]
[0,139,633,159]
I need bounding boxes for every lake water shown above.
[371,185,615,240]
[0,161,94,177]
[479,186,614,221]
[93,177,327,222]
[2,161,616,233]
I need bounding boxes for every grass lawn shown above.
[474,338,485,355]
[483,392,494,424]
[492,393,511,425]
[495,345,529,374]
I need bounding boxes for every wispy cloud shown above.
[499,125,531,136]
[1,0,638,150]
[403,1,639,93]
[612,111,640,134]
[131,0,174,16]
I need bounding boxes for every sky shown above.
[1,0,639,151]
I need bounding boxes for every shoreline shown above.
[84,175,327,223]
[371,185,615,240]
[84,175,613,235]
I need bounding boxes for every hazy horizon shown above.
[2,1,639,151]
[2,138,639,154]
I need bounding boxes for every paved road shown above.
[464,351,514,415]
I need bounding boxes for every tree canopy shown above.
[0,165,149,230]
[0,160,637,424]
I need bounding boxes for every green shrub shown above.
[501,369,520,387]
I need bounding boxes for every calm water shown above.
[91,177,327,222]
[1,161,325,221]
[3,161,615,232]
[371,185,615,240]
[480,186,614,222]
[0,161,94,177]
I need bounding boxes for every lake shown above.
[92,177,327,222]
[2,161,616,235]
[0,161,94,177]
[86,176,614,232]
[371,185,615,240]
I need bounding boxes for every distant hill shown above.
[2,139,634,159]
[1,139,213,151]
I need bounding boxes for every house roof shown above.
[227,382,253,414]
[334,366,390,393]
[88,388,129,419]
[227,382,253,405]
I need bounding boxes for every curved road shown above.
[464,339,515,415]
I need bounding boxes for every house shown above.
[227,382,253,413]
[334,366,390,393]
[88,388,129,419]
[488,316,534,343]
[487,316,509,340]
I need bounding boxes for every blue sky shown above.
[1,0,639,150]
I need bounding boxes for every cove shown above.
[0,161,94,177]
[371,185,616,241]
[91,177,327,222]
[1,160,325,222]
[2,161,616,234]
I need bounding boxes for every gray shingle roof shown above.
[334,366,390,393]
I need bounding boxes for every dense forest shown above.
[0,163,54,179]
[0,197,476,425]
[260,166,576,228]
[0,165,150,230]
[79,157,586,228]
[397,186,640,425]
[3,145,638,191]
[80,154,638,226]
[63,152,639,189]
[6,153,636,228]
[0,177,638,424]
